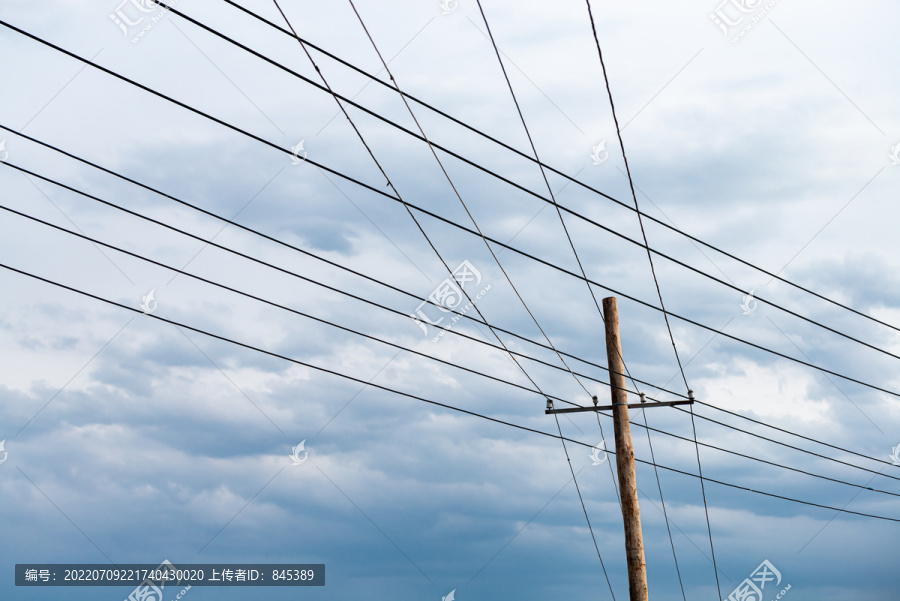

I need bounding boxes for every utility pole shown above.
[544,296,694,601]
[604,296,648,601]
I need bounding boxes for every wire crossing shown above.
[583,1,709,596]
[8,153,896,493]
[3,259,898,526]
[5,122,897,480]
[6,19,900,403]
[342,0,599,402]
[124,4,900,368]
[270,0,563,404]
[3,13,897,590]
[208,0,900,343]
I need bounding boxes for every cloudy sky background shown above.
[1,0,899,599]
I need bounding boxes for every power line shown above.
[623,405,900,493]
[7,116,895,482]
[588,6,689,392]
[8,129,900,453]
[470,0,608,340]
[552,413,617,601]
[582,3,707,594]
[674,403,900,484]
[0,202,577,408]
[120,7,900,370]
[96,0,900,510]
[1,16,555,407]
[638,408,686,601]
[345,2,623,580]
[12,155,895,493]
[687,406,721,599]
[6,10,899,588]
[341,0,598,403]
[12,174,897,501]
[137,3,900,368]
[5,19,900,401]
[210,0,900,341]
[695,399,898,469]
[271,0,561,404]
[19,169,898,500]
[3,259,899,524]
[0,151,669,401]
[9,137,894,501]
[472,0,633,589]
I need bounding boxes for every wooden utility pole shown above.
[544,297,694,600]
[603,296,648,601]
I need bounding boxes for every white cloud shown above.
[2,0,899,599]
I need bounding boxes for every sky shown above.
[1,0,899,600]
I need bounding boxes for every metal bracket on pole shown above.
[545,398,694,414]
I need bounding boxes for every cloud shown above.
[2,1,899,600]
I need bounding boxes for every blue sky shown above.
[1,0,899,600]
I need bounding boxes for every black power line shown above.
[8,124,895,485]
[271,0,565,405]
[2,259,899,524]
[673,402,900,484]
[0,148,668,400]
[72,1,888,380]
[581,1,700,593]
[0,202,573,406]
[638,408,686,601]
[5,14,898,594]
[149,3,900,368]
[339,0,598,404]
[15,173,900,496]
[13,171,900,501]
[695,399,898,469]
[473,0,644,592]
[9,153,897,491]
[4,20,899,400]
[214,0,900,341]
[552,413,617,601]
[362,0,617,583]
